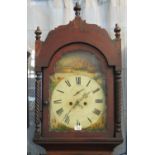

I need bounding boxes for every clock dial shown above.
[50,75,106,129]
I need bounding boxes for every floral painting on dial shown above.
[49,50,107,131]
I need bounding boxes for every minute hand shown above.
[66,101,79,115]
[78,91,92,102]
[73,89,84,96]
[66,91,91,115]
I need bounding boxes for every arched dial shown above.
[50,75,106,129]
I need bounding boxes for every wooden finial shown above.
[74,2,81,16]
[35,26,42,40]
[114,24,121,39]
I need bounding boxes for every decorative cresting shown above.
[114,24,121,39]
[74,2,81,16]
[35,26,42,40]
[114,70,122,137]
[35,71,42,137]
[36,20,121,71]
[35,26,42,58]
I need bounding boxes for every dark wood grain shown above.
[114,70,122,137]
[35,17,121,71]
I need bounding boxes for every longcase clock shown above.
[34,3,123,155]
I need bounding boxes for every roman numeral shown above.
[65,80,71,87]
[56,108,64,116]
[53,99,62,104]
[95,99,103,103]
[93,88,100,94]
[87,117,92,123]
[64,114,70,124]
[86,80,91,87]
[93,108,101,116]
[76,77,81,85]
[57,89,64,93]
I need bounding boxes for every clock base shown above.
[47,151,112,155]
[34,137,123,155]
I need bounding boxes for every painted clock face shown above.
[49,50,107,131]
[51,75,106,129]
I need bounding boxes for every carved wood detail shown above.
[35,71,42,137]
[35,26,42,40]
[36,17,121,71]
[74,2,81,16]
[35,26,43,58]
[114,70,122,137]
[114,24,121,39]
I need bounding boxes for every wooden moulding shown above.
[35,71,42,137]
[35,17,121,71]
[114,70,122,137]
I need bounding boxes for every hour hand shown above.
[73,89,84,96]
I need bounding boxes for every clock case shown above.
[34,6,123,155]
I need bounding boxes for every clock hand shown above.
[71,91,92,110]
[72,100,82,109]
[77,103,83,109]
[73,92,91,109]
[73,88,84,96]
[72,100,84,110]
[66,100,80,116]
[64,90,91,119]
[63,100,82,123]
[65,92,87,117]
[78,91,92,102]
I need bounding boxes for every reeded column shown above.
[35,71,42,137]
[114,70,122,137]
